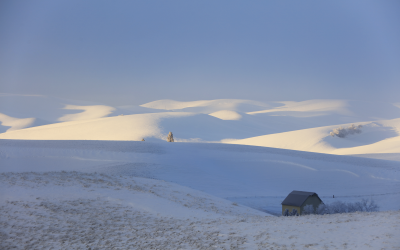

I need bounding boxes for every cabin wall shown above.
[300,196,322,214]
[282,205,300,215]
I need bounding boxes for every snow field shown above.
[1,171,399,250]
[1,140,399,213]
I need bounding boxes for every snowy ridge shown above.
[247,99,350,116]
[140,99,269,113]
[229,118,400,157]
[0,113,35,132]
[209,110,242,120]
[58,105,116,122]
[0,112,195,141]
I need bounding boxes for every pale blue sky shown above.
[0,0,399,106]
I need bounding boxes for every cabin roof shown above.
[281,190,322,207]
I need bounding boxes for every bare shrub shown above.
[357,198,379,212]
[283,209,289,216]
[283,209,299,216]
[290,209,299,216]
[302,204,315,215]
[316,204,328,215]
[327,201,348,214]
[315,199,379,215]
[167,132,174,142]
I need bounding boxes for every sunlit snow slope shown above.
[0,112,195,141]
[1,96,400,159]
[229,118,400,159]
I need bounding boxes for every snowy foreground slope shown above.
[1,139,400,249]
[1,171,399,249]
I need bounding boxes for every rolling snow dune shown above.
[331,119,400,155]
[0,113,35,132]
[209,110,242,120]
[2,96,400,158]
[0,111,320,142]
[1,105,400,157]
[0,112,197,141]
[247,99,350,116]
[58,105,116,122]
[0,95,101,122]
[141,99,218,110]
[229,118,400,158]
[0,95,121,132]
[140,99,271,113]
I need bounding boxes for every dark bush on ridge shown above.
[330,124,362,138]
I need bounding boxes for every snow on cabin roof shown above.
[281,190,321,207]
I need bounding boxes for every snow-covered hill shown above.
[1,140,399,213]
[2,97,400,160]
[1,139,400,249]
[1,170,399,249]
[0,96,400,160]
[229,118,400,160]
[1,95,400,248]
[0,112,195,141]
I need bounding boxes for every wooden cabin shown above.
[281,190,323,215]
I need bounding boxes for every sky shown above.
[0,0,399,106]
